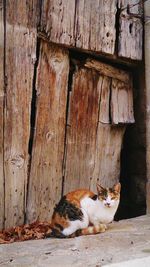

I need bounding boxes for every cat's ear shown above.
[96,184,105,194]
[113,182,121,193]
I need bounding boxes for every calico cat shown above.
[0,183,121,243]
[49,183,121,238]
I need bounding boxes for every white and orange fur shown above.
[49,183,121,238]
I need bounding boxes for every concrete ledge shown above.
[0,215,150,266]
[105,256,150,267]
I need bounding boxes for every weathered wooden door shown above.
[1,0,143,229]
[26,41,134,223]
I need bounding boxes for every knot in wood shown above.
[10,154,25,168]
[46,131,55,142]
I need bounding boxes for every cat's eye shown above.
[99,195,106,200]
[111,197,116,200]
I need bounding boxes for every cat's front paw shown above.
[99,223,107,232]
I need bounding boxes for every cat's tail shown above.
[0,223,107,244]
[69,223,107,238]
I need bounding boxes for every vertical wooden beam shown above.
[0,0,4,229]
[144,0,150,213]
[4,0,38,228]
[26,42,69,223]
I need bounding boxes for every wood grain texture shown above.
[91,124,126,190]
[63,68,102,194]
[118,0,143,60]
[4,0,38,228]
[40,0,143,60]
[0,0,4,229]
[41,0,76,46]
[26,42,69,223]
[41,0,117,55]
[99,76,111,124]
[111,78,135,124]
[145,0,150,213]
[63,67,126,194]
[85,59,131,83]
[63,61,134,194]
[85,58,135,124]
[74,0,117,54]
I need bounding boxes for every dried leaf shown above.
[0,221,52,244]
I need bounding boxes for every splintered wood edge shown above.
[84,59,131,84]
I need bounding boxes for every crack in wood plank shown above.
[4,0,39,229]
[26,42,70,223]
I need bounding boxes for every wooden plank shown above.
[99,76,111,124]
[118,0,143,60]
[91,123,126,191]
[41,0,76,46]
[40,0,117,55]
[75,0,117,54]
[63,67,126,193]
[145,0,150,213]
[111,78,135,124]
[85,59,135,124]
[40,0,143,59]
[111,79,119,124]
[26,42,69,223]
[127,79,135,122]
[4,0,38,228]
[85,59,131,83]
[64,68,102,194]
[0,0,4,230]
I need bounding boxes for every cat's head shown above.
[96,183,121,208]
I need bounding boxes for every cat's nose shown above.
[105,203,110,207]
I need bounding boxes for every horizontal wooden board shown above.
[26,42,69,223]
[41,0,117,55]
[85,59,131,83]
[40,0,143,60]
